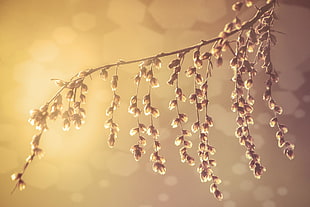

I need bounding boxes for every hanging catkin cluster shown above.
[11,0,295,201]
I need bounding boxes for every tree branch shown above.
[45,1,274,106]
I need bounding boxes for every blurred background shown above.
[0,0,309,207]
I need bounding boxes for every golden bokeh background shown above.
[0,0,309,207]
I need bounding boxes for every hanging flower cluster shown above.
[11,0,295,201]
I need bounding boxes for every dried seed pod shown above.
[179,113,188,123]
[200,170,210,182]
[269,117,278,127]
[130,127,139,136]
[209,159,217,167]
[268,99,276,110]
[200,52,212,60]
[153,140,161,151]
[270,33,277,45]
[171,118,180,128]
[284,147,295,160]
[245,115,254,125]
[244,79,253,89]
[99,69,108,80]
[168,99,178,110]
[130,95,138,105]
[212,46,222,57]
[104,118,113,128]
[214,189,223,201]
[80,94,86,104]
[66,90,74,101]
[201,122,209,134]
[185,67,196,77]
[276,130,284,139]
[201,82,208,93]
[235,127,243,138]
[111,76,118,91]
[247,28,257,43]
[146,70,153,81]
[278,137,285,148]
[106,106,114,116]
[167,73,177,86]
[207,145,216,155]
[224,22,234,33]
[183,140,193,148]
[206,116,214,127]
[195,73,203,84]
[247,94,255,105]
[236,77,244,87]
[200,133,208,142]
[175,136,184,146]
[134,74,141,85]
[279,124,288,134]
[175,88,183,96]
[247,42,255,53]
[131,146,143,161]
[217,56,223,67]
[143,94,150,105]
[54,79,67,87]
[244,104,254,113]
[212,176,222,185]
[232,1,243,11]
[182,129,192,137]
[63,119,70,131]
[186,156,195,166]
[139,136,147,146]
[150,77,159,88]
[199,142,206,151]
[81,83,88,94]
[79,108,86,118]
[153,57,162,69]
[32,147,44,159]
[16,179,26,191]
[138,123,147,133]
[193,50,200,60]
[144,104,152,116]
[152,162,166,175]
[274,105,283,115]
[179,94,186,102]
[194,59,203,69]
[168,59,180,69]
[236,116,244,126]
[233,17,242,30]
[271,73,279,83]
[107,134,116,148]
[189,93,197,104]
[191,121,200,133]
[143,59,152,66]
[196,102,203,111]
[139,66,147,78]
[230,57,239,69]
[245,0,253,7]
[253,163,266,179]
[195,88,203,98]
[263,89,271,101]
[231,102,238,112]
[151,107,160,118]
[30,134,41,148]
[147,125,159,138]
